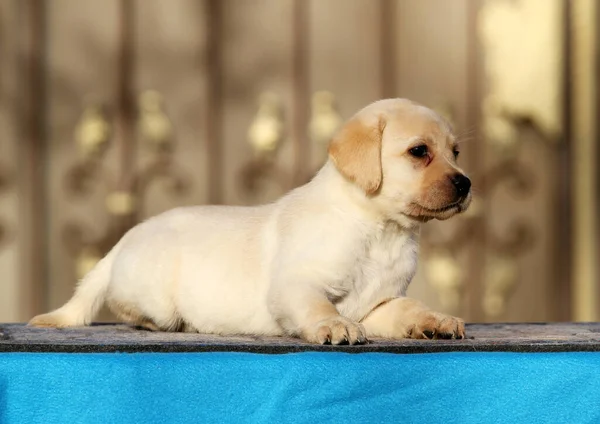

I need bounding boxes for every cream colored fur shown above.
[30,98,470,344]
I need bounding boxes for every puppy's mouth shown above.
[405,196,471,221]
[418,201,462,213]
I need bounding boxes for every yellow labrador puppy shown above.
[30,98,471,344]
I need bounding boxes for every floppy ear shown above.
[328,116,384,194]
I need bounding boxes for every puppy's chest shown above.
[354,227,419,295]
[328,225,420,319]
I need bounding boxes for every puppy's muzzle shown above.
[450,173,471,198]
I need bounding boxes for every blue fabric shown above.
[0,351,599,424]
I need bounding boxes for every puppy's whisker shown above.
[456,126,478,138]
[455,136,476,145]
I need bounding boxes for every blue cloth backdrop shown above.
[1,351,599,424]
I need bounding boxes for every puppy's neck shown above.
[311,161,422,232]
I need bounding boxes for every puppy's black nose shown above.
[450,174,471,197]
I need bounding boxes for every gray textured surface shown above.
[1,322,599,353]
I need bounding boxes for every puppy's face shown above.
[329,99,471,222]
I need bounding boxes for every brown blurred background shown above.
[0,0,598,324]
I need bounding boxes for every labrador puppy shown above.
[29,98,471,344]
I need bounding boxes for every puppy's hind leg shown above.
[107,300,161,331]
[107,299,195,333]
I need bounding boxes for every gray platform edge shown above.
[1,322,599,354]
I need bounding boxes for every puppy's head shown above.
[328,98,471,222]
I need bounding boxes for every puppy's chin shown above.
[404,194,472,222]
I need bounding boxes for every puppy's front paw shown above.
[362,297,466,340]
[303,316,367,345]
[407,310,465,340]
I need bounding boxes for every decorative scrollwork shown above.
[482,255,519,317]
[482,158,537,256]
[248,91,284,157]
[75,104,112,158]
[66,104,113,197]
[238,91,291,202]
[309,91,342,149]
[62,219,123,279]
[480,157,537,317]
[425,217,478,253]
[64,91,190,279]
[138,90,173,151]
[424,250,465,313]
[133,154,191,210]
[482,160,536,200]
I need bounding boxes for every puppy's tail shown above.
[29,239,123,328]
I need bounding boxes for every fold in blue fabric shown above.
[0,351,599,424]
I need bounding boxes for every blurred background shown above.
[0,0,597,324]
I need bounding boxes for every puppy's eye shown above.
[408,145,428,158]
[453,149,460,159]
